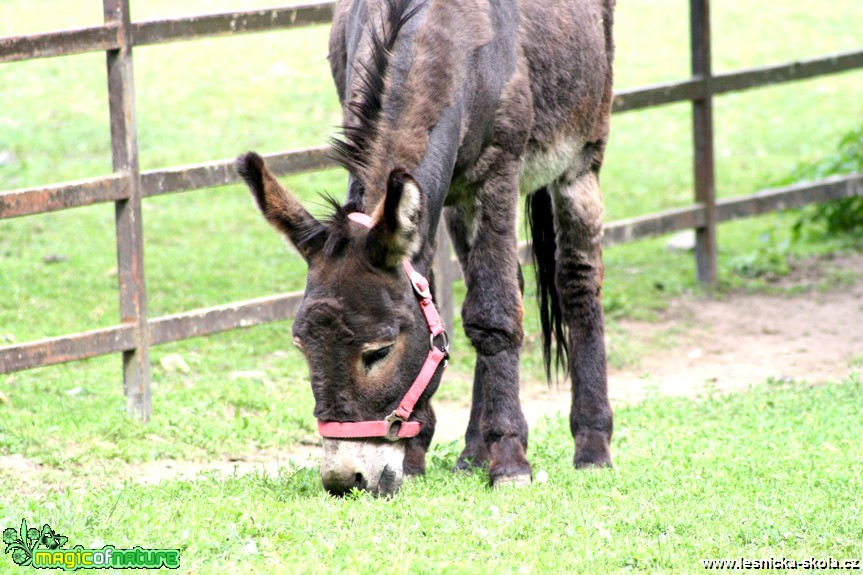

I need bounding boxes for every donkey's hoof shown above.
[487,436,532,486]
[492,473,532,488]
[574,458,613,470]
[453,455,488,473]
[453,445,489,473]
[574,448,613,469]
[574,431,612,469]
[572,447,612,469]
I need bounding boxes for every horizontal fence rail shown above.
[132,3,336,46]
[141,146,336,197]
[148,293,304,345]
[1,1,862,421]
[0,149,335,221]
[0,174,130,219]
[0,24,121,63]
[0,2,336,63]
[3,48,861,213]
[611,48,863,112]
[515,174,863,262]
[0,326,136,374]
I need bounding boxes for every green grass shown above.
[2,376,862,574]
[1,1,863,572]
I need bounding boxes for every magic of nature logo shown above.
[3,519,180,570]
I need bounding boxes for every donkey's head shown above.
[237,152,445,497]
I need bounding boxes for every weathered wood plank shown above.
[141,146,336,196]
[0,25,119,63]
[0,175,129,219]
[149,293,304,345]
[132,2,335,46]
[0,326,135,374]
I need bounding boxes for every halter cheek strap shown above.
[315,213,450,441]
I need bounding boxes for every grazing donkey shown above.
[237,0,615,496]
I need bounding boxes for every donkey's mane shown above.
[328,0,423,176]
[307,194,359,258]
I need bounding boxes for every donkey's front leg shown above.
[444,207,489,471]
[551,168,613,468]
[459,162,532,487]
[403,403,435,477]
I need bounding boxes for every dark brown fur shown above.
[239,0,615,495]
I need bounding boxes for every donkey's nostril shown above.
[322,469,369,497]
[350,472,369,493]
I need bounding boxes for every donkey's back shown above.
[519,0,614,194]
[328,0,614,200]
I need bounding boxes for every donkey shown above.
[237,0,615,496]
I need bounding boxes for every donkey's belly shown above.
[518,135,587,195]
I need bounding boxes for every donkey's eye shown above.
[362,344,394,370]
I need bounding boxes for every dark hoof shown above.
[574,458,612,469]
[488,436,532,487]
[491,473,532,488]
[574,431,612,468]
[453,445,489,472]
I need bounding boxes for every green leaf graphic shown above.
[3,520,35,566]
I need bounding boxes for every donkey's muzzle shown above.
[320,438,406,496]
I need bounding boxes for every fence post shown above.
[104,0,151,421]
[690,0,718,287]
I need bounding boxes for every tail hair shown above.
[526,187,569,381]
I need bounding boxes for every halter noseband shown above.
[315,212,450,442]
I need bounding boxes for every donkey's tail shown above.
[526,187,569,381]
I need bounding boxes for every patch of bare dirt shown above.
[127,447,320,486]
[1,447,321,499]
[434,253,863,441]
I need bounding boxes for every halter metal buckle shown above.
[409,270,432,299]
[384,411,405,442]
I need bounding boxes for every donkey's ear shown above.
[236,152,326,262]
[366,169,423,268]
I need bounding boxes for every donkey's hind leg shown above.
[550,168,613,468]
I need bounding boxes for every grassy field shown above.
[1,0,863,572]
[3,378,862,573]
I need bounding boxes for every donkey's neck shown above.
[334,0,495,264]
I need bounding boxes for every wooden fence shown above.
[1,0,862,420]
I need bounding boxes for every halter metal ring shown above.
[384,411,405,442]
[430,331,450,368]
[430,331,450,353]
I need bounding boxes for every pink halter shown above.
[315,212,449,441]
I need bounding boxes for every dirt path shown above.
[6,254,862,490]
[434,253,863,441]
